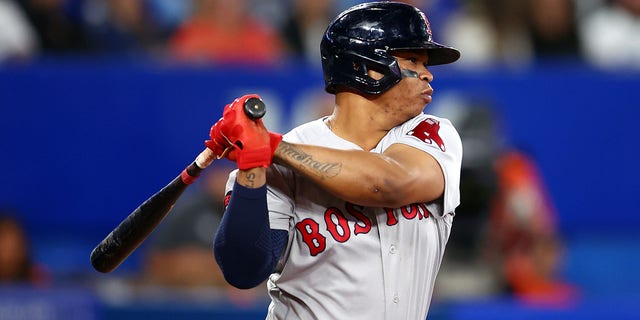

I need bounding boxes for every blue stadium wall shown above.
[0,60,638,319]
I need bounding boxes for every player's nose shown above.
[419,68,434,83]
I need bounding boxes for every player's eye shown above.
[409,57,429,69]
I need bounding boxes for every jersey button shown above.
[393,294,399,303]
[389,245,397,254]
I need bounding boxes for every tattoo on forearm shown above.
[281,144,341,178]
[246,172,256,188]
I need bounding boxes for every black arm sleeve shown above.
[213,181,288,289]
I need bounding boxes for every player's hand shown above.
[204,115,283,163]
[205,117,232,158]
[217,94,282,170]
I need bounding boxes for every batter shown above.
[207,2,463,319]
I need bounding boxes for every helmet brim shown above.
[391,42,461,66]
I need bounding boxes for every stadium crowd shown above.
[0,0,638,69]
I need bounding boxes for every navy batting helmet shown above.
[320,1,460,95]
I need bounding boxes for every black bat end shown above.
[90,244,117,273]
[243,97,266,120]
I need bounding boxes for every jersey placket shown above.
[377,207,404,319]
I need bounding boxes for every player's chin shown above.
[420,92,433,104]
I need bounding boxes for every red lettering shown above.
[384,207,398,226]
[324,207,350,243]
[401,204,421,220]
[418,203,431,219]
[296,204,431,257]
[346,203,371,235]
[295,218,326,256]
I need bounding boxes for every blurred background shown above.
[0,0,638,319]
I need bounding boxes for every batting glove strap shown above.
[236,145,273,170]
[269,132,283,154]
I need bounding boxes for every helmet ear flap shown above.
[352,53,403,95]
[325,50,402,95]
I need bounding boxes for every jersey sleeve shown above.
[266,163,296,231]
[263,123,330,231]
[224,168,238,193]
[391,114,463,216]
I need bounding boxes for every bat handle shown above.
[243,97,266,120]
[196,148,217,168]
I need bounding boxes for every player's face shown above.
[373,50,434,122]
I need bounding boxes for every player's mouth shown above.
[421,88,434,103]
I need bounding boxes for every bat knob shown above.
[243,97,266,120]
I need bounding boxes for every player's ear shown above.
[366,65,385,80]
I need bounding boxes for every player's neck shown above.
[331,93,390,150]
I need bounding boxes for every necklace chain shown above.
[326,117,333,132]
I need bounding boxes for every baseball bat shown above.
[90,97,266,273]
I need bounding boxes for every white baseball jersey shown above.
[226,113,462,320]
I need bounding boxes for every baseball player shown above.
[206,2,462,319]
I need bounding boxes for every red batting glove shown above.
[219,94,282,170]
[268,131,283,157]
[205,117,232,158]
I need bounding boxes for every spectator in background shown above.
[147,0,193,35]
[431,99,578,303]
[81,0,167,55]
[441,0,533,69]
[431,98,505,299]
[169,0,285,65]
[524,0,581,60]
[17,0,91,53]
[578,0,640,69]
[0,0,39,62]
[280,0,337,66]
[485,150,578,304]
[442,0,583,67]
[0,211,49,286]
[443,102,502,261]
